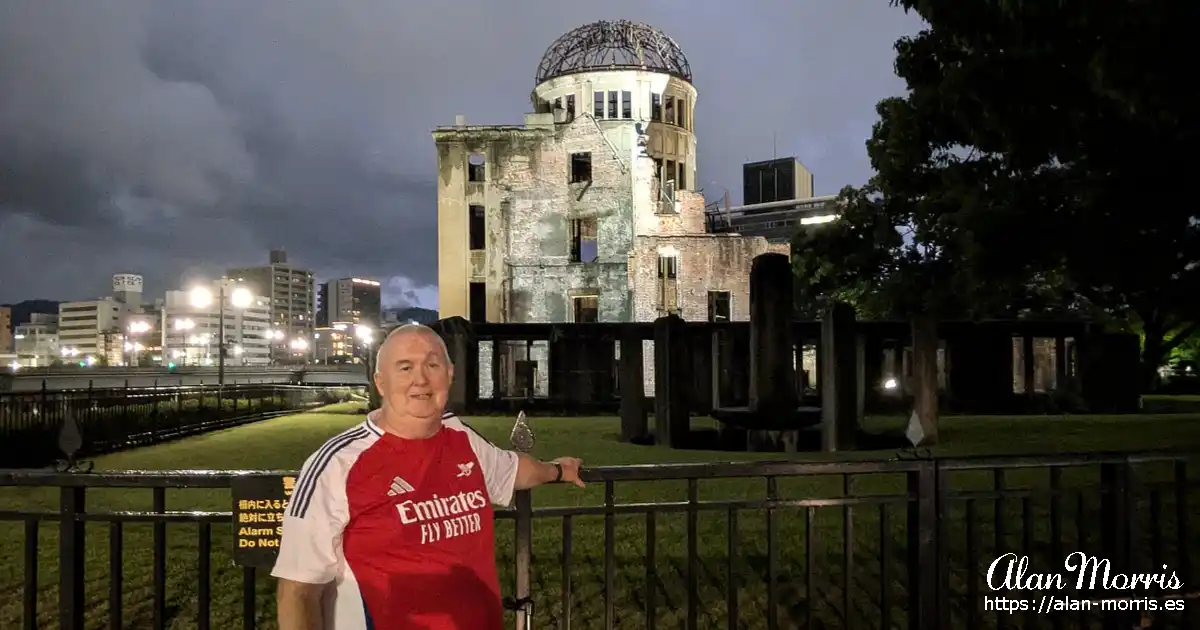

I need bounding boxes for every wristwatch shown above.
[553,462,563,483]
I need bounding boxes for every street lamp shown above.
[190,280,252,392]
[126,320,151,366]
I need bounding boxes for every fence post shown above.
[1099,461,1133,630]
[513,489,533,630]
[58,486,86,630]
[907,461,939,629]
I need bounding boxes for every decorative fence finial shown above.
[509,410,535,454]
[54,413,93,473]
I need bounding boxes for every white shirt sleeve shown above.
[445,416,520,507]
[271,449,350,585]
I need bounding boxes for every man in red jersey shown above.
[272,323,584,630]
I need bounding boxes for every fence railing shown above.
[0,384,347,468]
[0,451,1195,629]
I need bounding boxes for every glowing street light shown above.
[230,287,253,309]
[289,338,309,352]
[189,286,214,309]
[189,279,252,390]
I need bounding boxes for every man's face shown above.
[374,331,453,420]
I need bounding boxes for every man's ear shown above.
[446,363,455,383]
[373,369,385,394]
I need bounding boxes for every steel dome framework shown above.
[535,20,692,85]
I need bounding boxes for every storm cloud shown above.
[0,0,922,308]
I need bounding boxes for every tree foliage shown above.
[794,0,1199,386]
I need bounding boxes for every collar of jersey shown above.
[364,409,456,440]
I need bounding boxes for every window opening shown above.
[570,152,592,183]
[570,218,598,263]
[469,204,486,250]
[467,153,485,182]
[572,295,599,323]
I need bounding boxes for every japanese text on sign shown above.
[231,475,295,567]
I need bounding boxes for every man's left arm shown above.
[450,418,583,506]
[515,454,585,490]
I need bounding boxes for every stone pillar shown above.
[618,324,648,442]
[909,314,940,445]
[428,317,477,415]
[653,314,689,447]
[821,302,859,451]
[727,324,751,407]
[748,253,798,415]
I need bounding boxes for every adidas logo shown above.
[387,476,415,497]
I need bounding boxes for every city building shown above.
[13,313,59,367]
[316,277,382,328]
[434,20,787,327]
[313,322,375,364]
[705,157,841,243]
[228,249,315,361]
[57,297,126,366]
[111,273,145,306]
[161,281,272,366]
[0,305,10,353]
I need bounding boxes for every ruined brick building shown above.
[435,20,788,327]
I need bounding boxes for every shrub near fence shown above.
[0,451,1196,629]
[0,384,337,468]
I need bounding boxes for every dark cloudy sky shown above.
[0,0,923,309]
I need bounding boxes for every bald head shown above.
[374,324,451,376]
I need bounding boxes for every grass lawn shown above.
[1,406,1198,629]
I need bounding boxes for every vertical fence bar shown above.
[686,478,698,630]
[1099,462,1131,630]
[242,566,257,630]
[152,487,167,630]
[879,505,891,630]
[560,516,572,630]
[726,508,738,630]
[1049,466,1063,630]
[198,522,212,630]
[1175,461,1193,629]
[805,506,814,629]
[23,519,38,630]
[108,522,123,630]
[965,499,978,629]
[1022,496,1033,629]
[993,469,1005,630]
[842,474,853,629]
[765,476,779,630]
[58,486,86,630]
[1076,491,1087,630]
[603,480,615,630]
[908,462,938,630]
[644,509,657,630]
[514,489,533,630]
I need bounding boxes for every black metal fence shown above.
[0,451,1195,629]
[0,384,347,468]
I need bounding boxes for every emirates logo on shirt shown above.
[396,489,487,545]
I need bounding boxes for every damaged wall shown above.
[628,234,789,323]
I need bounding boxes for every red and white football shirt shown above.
[271,410,519,629]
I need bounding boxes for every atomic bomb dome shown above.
[534,20,693,85]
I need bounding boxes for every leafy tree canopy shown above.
[794,0,1199,381]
